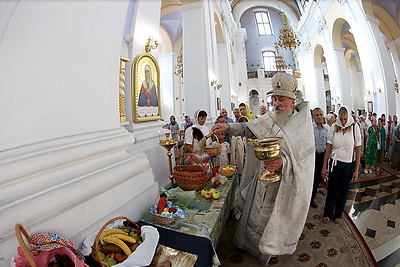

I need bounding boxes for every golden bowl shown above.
[252,137,282,161]
[248,137,282,183]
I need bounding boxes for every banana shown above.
[103,236,132,256]
[99,244,123,253]
[109,234,137,244]
[100,229,128,244]
[100,229,128,239]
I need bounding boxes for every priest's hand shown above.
[264,157,282,172]
[212,123,229,134]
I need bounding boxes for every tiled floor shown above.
[344,164,400,266]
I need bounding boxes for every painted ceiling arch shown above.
[372,2,400,42]
[341,31,358,55]
[331,17,347,49]
[231,0,299,28]
[313,44,324,65]
[159,26,173,54]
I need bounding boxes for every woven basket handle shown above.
[92,216,141,265]
[15,223,37,267]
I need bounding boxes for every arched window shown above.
[254,11,272,36]
[262,50,276,71]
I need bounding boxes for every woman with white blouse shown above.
[321,106,361,224]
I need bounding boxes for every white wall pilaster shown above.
[314,64,326,112]
[332,47,352,109]
[159,52,175,121]
[387,39,400,116]
[182,2,213,119]
[218,43,232,114]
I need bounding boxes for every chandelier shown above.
[275,43,287,71]
[395,77,399,93]
[277,12,301,51]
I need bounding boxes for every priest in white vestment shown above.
[212,73,315,265]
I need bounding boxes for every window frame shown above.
[262,50,277,71]
[254,11,273,36]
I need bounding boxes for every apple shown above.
[212,190,220,199]
[205,192,213,199]
[201,189,209,196]
[214,180,221,186]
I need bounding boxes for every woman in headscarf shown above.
[184,109,213,174]
[321,106,361,224]
[238,103,255,121]
[364,115,379,174]
[184,115,193,130]
[167,115,180,141]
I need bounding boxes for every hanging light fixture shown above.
[274,43,287,71]
[144,37,158,53]
[395,77,399,93]
[277,12,301,51]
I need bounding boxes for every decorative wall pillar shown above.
[119,57,129,123]
[314,63,326,112]
[332,46,351,109]
[181,1,213,119]
[362,15,392,116]
[386,39,400,116]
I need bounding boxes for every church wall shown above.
[0,1,128,151]
[0,1,162,265]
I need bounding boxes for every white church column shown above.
[182,1,216,120]
[332,46,352,109]
[387,38,400,116]
[218,43,232,112]
[159,52,175,121]
[365,15,394,116]
[349,13,391,116]
[314,63,326,112]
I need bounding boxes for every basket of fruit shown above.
[219,165,236,177]
[91,216,142,266]
[150,196,185,226]
[14,223,88,267]
[173,154,209,191]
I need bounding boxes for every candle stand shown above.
[159,132,178,188]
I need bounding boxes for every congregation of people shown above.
[160,73,400,265]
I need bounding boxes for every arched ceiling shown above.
[231,0,301,20]
[160,10,182,45]
[372,2,400,42]
[231,0,300,27]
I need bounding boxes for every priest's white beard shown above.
[272,107,292,126]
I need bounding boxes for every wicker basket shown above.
[151,212,177,226]
[91,216,141,266]
[15,224,38,267]
[14,224,87,267]
[204,143,221,156]
[173,154,209,191]
[150,193,179,226]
